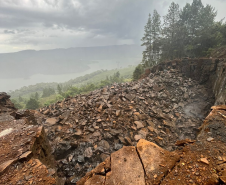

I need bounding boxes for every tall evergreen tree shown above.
[35,92,39,100]
[18,96,23,102]
[152,10,161,64]
[187,0,204,56]
[26,98,39,110]
[141,14,152,68]
[194,4,217,56]
[57,84,63,95]
[162,2,180,59]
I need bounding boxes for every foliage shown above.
[26,98,39,110]
[35,92,39,100]
[141,11,161,68]
[133,64,144,81]
[11,99,23,109]
[42,87,55,98]
[57,84,63,95]
[63,71,125,98]
[9,66,135,100]
[135,0,225,82]
[9,66,135,108]
[140,0,223,62]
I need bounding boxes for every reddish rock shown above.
[84,175,105,185]
[105,146,145,185]
[134,121,144,129]
[137,139,180,184]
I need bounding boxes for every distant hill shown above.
[0,45,142,79]
[9,66,136,99]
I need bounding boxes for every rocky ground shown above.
[1,58,226,185]
[0,94,56,185]
[78,105,226,185]
[36,67,214,184]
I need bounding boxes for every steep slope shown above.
[36,59,219,184]
[1,58,226,185]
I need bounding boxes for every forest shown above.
[133,0,226,80]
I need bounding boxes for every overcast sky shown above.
[0,0,225,53]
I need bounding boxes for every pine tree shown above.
[194,4,217,56]
[57,84,63,95]
[187,0,204,57]
[42,87,55,98]
[141,14,152,68]
[133,64,143,81]
[152,10,161,64]
[18,96,23,102]
[179,3,192,57]
[26,98,39,110]
[35,92,39,100]
[162,2,180,59]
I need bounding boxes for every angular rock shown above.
[105,146,145,185]
[137,139,180,184]
[84,175,105,185]
[134,121,144,129]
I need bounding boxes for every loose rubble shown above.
[1,58,226,184]
[0,93,58,184]
[37,62,214,183]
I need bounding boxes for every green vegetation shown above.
[42,87,55,98]
[10,66,135,109]
[134,0,226,79]
[133,64,144,81]
[26,98,40,110]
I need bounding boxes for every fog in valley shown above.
[1,1,226,184]
[0,45,142,91]
[1,0,225,93]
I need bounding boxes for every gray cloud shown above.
[4,29,16,34]
[0,0,225,53]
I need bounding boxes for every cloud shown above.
[4,29,16,34]
[0,0,225,53]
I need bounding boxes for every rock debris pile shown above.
[0,93,56,185]
[1,58,226,185]
[78,105,226,185]
[37,68,214,183]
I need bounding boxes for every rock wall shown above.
[151,58,226,105]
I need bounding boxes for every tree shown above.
[194,4,217,56]
[18,96,23,103]
[26,98,39,110]
[133,64,143,81]
[35,92,39,100]
[42,87,55,98]
[162,2,180,59]
[57,84,63,95]
[11,99,23,109]
[30,93,35,99]
[152,10,161,63]
[141,14,153,68]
